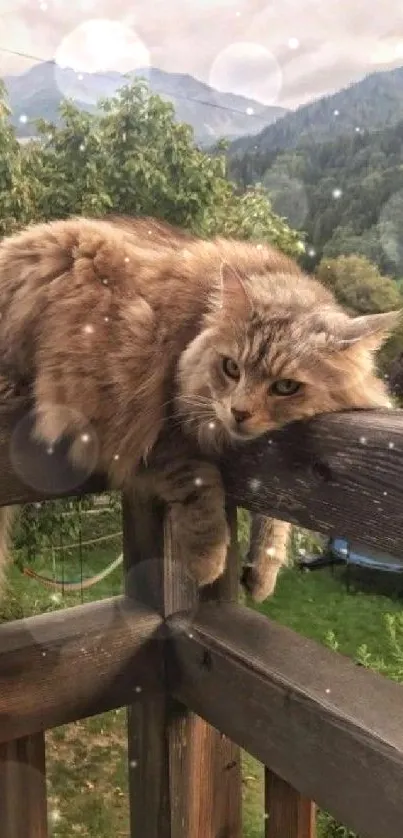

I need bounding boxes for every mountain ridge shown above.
[228,64,403,156]
[3,61,287,145]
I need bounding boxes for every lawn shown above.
[244,564,403,837]
[3,513,403,837]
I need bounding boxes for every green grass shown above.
[47,710,129,837]
[242,753,264,838]
[262,564,403,661]
[3,526,403,837]
[245,565,403,837]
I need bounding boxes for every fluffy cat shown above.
[0,215,397,600]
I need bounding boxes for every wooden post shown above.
[0,732,48,838]
[265,768,316,838]
[122,492,242,838]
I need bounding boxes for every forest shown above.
[229,63,403,155]
[229,116,403,278]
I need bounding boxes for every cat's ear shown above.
[215,261,252,315]
[336,310,401,351]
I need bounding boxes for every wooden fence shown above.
[0,403,403,838]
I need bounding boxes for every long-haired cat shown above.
[0,215,397,600]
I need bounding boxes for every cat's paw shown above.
[187,530,230,588]
[241,563,279,602]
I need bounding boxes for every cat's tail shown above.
[0,506,16,595]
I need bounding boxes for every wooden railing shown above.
[0,403,403,838]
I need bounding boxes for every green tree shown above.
[322,225,386,270]
[32,103,112,220]
[29,80,301,255]
[316,254,402,314]
[229,114,403,272]
[316,254,403,371]
[0,81,37,236]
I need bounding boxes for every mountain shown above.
[230,116,403,278]
[3,62,286,146]
[228,65,403,156]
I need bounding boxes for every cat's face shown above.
[176,263,398,449]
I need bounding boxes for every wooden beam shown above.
[0,732,48,838]
[223,408,403,557]
[265,769,316,838]
[123,492,242,838]
[0,596,162,743]
[1,405,403,559]
[169,601,403,838]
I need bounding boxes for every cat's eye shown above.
[269,379,301,396]
[222,357,240,380]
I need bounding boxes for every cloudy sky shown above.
[2,0,403,109]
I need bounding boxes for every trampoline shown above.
[298,537,403,592]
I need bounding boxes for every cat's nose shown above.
[231,407,252,424]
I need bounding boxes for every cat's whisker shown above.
[173,410,219,435]
[176,415,214,432]
[175,398,214,415]
[178,407,217,422]
[178,405,217,421]
[178,402,214,415]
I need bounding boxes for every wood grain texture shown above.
[169,601,403,838]
[0,732,48,837]
[1,404,403,563]
[222,408,403,557]
[265,770,316,838]
[123,493,242,838]
[0,596,162,743]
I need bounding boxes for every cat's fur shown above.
[0,215,397,600]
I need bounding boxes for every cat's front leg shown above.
[242,515,291,602]
[150,459,231,587]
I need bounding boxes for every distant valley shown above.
[227,63,403,278]
[3,61,286,146]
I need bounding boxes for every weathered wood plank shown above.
[169,601,403,838]
[123,493,242,838]
[1,405,403,559]
[265,769,316,838]
[0,405,105,505]
[0,732,48,837]
[0,402,403,558]
[223,408,403,557]
[0,596,162,743]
